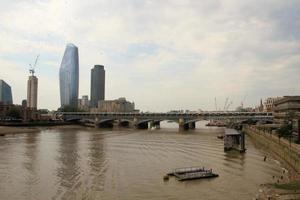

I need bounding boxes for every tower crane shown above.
[223,97,229,111]
[214,97,218,111]
[29,55,39,76]
[225,101,233,111]
[241,95,247,108]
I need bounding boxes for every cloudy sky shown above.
[0,0,299,111]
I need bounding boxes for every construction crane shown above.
[223,97,229,111]
[214,97,218,111]
[241,95,247,108]
[225,101,233,111]
[29,55,39,76]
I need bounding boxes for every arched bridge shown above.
[56,111,273,130]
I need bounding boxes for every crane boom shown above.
[226,101,233,111]
[223,97,229,111]
[29,55,39,76]
[214,97,218,111]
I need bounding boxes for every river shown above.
[0,123,283,200]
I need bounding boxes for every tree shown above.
[6,107,22,119]
[277,111,295,144]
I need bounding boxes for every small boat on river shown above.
[166,167,219,181]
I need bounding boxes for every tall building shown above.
[59,43,79,108]
[27,75,38,108]
[0,80,13,104]
[90,65,105,107]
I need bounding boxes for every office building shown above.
[0,80,13,105]
[59,43,79,108]
[274,96,300,136]
[90,65,105,107]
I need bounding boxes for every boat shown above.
[166,167,219,181]
[175,170,219,181]
[167,166,207,176]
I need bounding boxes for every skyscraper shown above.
[0,80,13,104]
[90,65,105,107]
[59,43,79,108]
[27,75,38,108]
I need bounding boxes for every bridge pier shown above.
[94,117,99,128]
[179,118,189,131]
[150,121,160,129]
[189,122,196,129]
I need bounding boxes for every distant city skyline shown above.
[0,0,299,111]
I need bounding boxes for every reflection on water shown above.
[0,126,282,200]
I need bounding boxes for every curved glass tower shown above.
[59,43,79,108]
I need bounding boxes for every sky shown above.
[0,0,299,111]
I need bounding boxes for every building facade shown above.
[78,95,90,111]
[264,97,282,112]
[90,65,105,107]
[273,96,300,133]
[59,43,79,108]
[0,80,13,105]
[97,98,135,112]
[27,75,38,108]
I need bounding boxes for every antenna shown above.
[29,55,40,76]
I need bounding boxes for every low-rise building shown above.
[264,97,282,112]
[273,96,300,135]
[78,95,90,111]
[97,97,135,112]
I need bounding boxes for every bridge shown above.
[57,111,273,130]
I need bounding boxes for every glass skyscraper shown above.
[0,80,13,104]
[59,43,79,108]
[90,65,105,107]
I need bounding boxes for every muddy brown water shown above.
[0,124,282,200]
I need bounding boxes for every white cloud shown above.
[0,0,299,111]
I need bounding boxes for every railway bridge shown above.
[57,111,273,130]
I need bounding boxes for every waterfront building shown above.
[78,95,90,111]
[59,43,79,108]
[27,75,38,108]
[264,97,282,112]
[0,80,13,105]
[90,65,105,107]
[97,97,135,112]
[274,96,300,137]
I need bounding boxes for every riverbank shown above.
[244,125,300,199]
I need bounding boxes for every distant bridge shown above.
[57,111,273,130]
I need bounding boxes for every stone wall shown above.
[244,125,300,173]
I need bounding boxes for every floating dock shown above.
[166,167,219,181]
[224,129,246,152]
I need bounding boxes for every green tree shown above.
[6,107,22,119]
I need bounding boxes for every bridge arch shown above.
[96,119,115,128]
